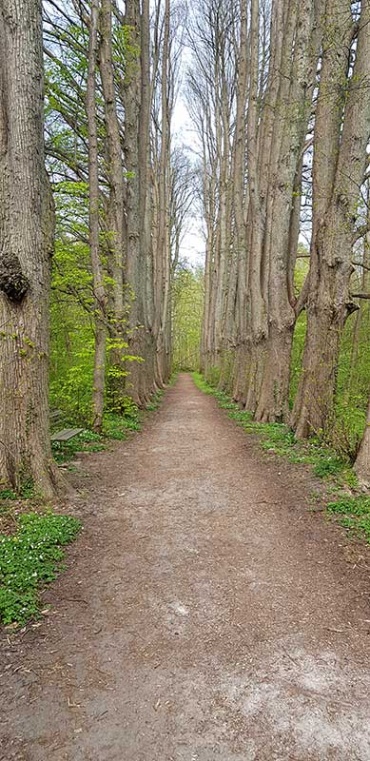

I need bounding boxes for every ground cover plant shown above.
[51,407,142,464]
[327,495,370,544]
[0,511,81,626]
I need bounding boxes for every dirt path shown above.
[1,374,370,761]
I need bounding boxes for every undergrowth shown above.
[0,512,81,626]
[145,389,164,411]
[51,398,146,463]
[327,496,370,543]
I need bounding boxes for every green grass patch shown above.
[51,429,105,464]
[51,387,166,463]
[0,489,18,502]
[0,512,81,626]
[145,389,164,411]
[51,407,142,463]
[103,410,140,438]
[327,495,370,543]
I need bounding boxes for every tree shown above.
[355,399,370,486]
[99,0,126,406]
[0,0,59,496]
[188,0,238,380]
[172,266,203,371]
[43,0,182,413]
[87,0,107,431]
[293,0,370,438]
[250,0,319,422]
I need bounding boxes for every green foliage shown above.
[327,495,370,543]
[0,490,18,502]
[145,390,164,411]
[46,28,140,428]
[19,479,36,500]
[51,429,104,464]
[103,408,140,438]
[172,266,203,371]
[205,365,221,387]
[192,372,214,394]
[290,313,306,407]
[294,248,309,294]
[50,236,96,423]
[51,405,142,463]
[0,512,81,626]
[312,457,346,478]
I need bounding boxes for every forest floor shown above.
[1,373,370,760]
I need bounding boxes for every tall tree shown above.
[293,0,370,437]
[99,0,126,400]
[87,0,107,431]
[0,0,59,496]
[355,398,370,486]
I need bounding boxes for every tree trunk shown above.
[355,398,370,487]
[139,0,156,402]
[154,0,171,387]
[347,184,370,397]
[253,0,317,422]
[99,0,126,411]
[123,0,148,405]
[293,0,370,437]
[0,0,60,497]
[87,0,107,431]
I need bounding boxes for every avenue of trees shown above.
[189,0,370,484]
[0,0,369,495]
[0,0,191,494]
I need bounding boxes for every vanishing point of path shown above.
[1,374,370,760]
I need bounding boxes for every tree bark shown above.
[293,0,370,437]
[355,398,370,487]
[0,0,60,496]
[253,0,317,422]
[87,0,107,431]
[123,0,157,405]
[153,0,172,386]
[99,0,125,405]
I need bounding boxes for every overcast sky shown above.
[173,70,206,269]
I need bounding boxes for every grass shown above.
[327,496,370,543]
[0,489,18,501]
[0,480,37,502]
[0,511,81,626]
[145,389,164,411]
[51,410,141,464]
[51,387,166,464]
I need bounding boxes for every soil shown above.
[1,373,370,761]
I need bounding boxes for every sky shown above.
[172,69,206,269]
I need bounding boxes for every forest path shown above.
[1,373,370,760]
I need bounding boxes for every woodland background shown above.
[0,0,369,495]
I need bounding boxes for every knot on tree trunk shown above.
[0,252,30,301]
[346,300,360,316]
